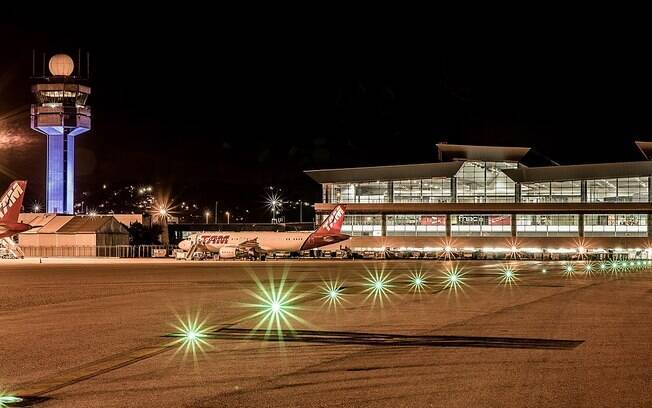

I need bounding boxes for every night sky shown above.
[2,16,652,221]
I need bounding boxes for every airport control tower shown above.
[31,53,91,214]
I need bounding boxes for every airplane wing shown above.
[237,238,261,250]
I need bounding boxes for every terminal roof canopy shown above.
[436,143,531,162]
[305,143,652,185]
[503,160,652,183]
[635,141,652,160]
[304,161,464,183]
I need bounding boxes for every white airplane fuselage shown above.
[192,231,314,253]
[178,205,350,258]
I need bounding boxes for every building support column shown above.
[579,213,584,237]
[381,214,387,237]
[581,180,587,202]
[647,213,652,238]
[515,182,521,203]
[511,214,517,237]
[388,181,393,203]
[451,177,456,203]
[445,214,452,237]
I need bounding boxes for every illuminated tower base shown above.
[40,128,88,213]
[31,53,91,214]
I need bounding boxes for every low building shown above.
[305,142,652,259]
[17,214,129,257]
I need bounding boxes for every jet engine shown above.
[218,246,238,259]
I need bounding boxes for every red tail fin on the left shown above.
[0,180,27,223]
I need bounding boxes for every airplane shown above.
[178,205,349,260]
[0,180,32,258]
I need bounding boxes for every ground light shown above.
[362,267,396,308]
[0,392,22,408]
[583,262,595,276]
[319,279,345,310]
[242,270,307,337]
[599,262,607,273]
[441,264,468,294]
[168,311,215,364]
[562,263,575,278]
[498,264,519,286]
[407,270,430,294]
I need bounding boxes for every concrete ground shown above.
[0,258,650,407]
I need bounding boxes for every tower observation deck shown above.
[31,53,91,214]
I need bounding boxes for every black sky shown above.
[2,14,652,220]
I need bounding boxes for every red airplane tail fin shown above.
[0,180,27,224]
[314,205,346,236]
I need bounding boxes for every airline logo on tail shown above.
[323,205,345,232]
[300,205,349,251]
[0,181,26,222]
[311,205,347,237]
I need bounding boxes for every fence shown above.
[21,245,176,258]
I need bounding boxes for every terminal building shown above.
[305,142,652,259]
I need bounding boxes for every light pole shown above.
[205,211,210,224]
[158,207,170,247]
[226,211,230,224]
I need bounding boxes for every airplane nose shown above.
[179,240,191,251]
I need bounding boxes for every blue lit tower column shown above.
[31,54,91,214]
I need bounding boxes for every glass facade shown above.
[521,181,581,203]
[584,214,647,237]
[516,214,579,237]
[586,178,649,203]
[393,178,452,203]
[327,182,389,203]
[341,214,383,236]
[386,214,446,236]
[456,161,517,203]
[451,214,512,236]
[318,159,652,239]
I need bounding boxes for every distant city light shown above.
[265,190,283,222]
[151,197,176,222]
